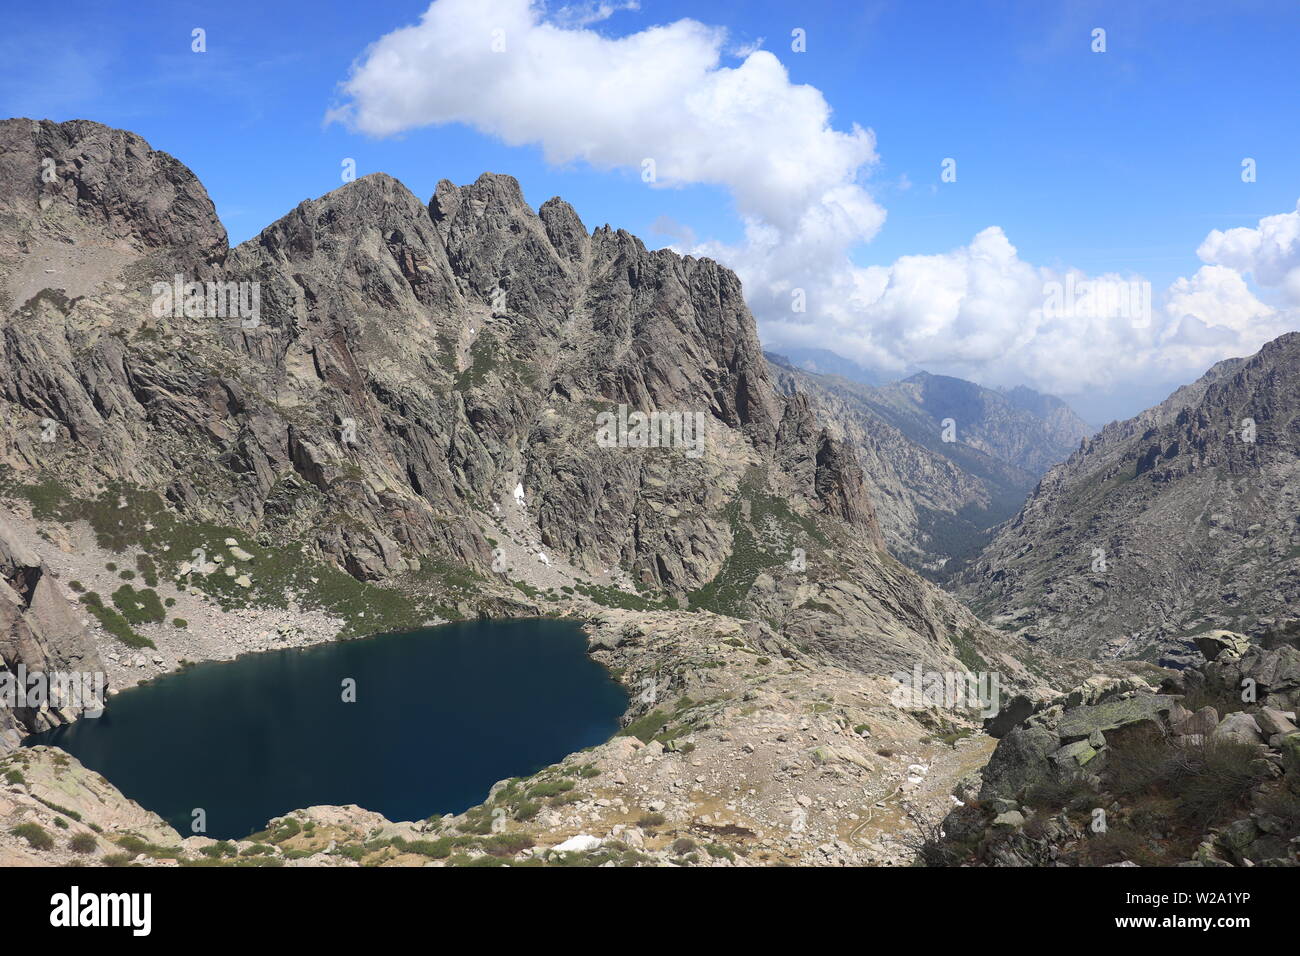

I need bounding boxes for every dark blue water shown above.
[25,618,627,839]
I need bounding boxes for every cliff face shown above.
[0,515,104,747]
[963,332,1300,665]
[0,118,1033,688]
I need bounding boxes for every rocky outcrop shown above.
[0,118,227,312]
[0,515,104,749]
[937,639,1300,866]
[963,332,1300,666]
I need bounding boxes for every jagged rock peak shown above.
[0,117,228,309]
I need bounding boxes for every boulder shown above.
[1172,705,1219,737]
[978,724,1060,802]
[1194,630,1250,662]
[1238,646,1300,696]
[552,834,602,853]
[1051,739,1098,768]
[1210,712,1263,746]
[984,693,1039,739]
[1055,693,1175,741]
[1255,707,1298,739]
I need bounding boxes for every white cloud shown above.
[1197,200,1300,304]
[756,224,1296,402]
[546,1,640,30]
[329,0,882,244]
[330,0,1299,414]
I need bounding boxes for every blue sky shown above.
[4,0,1298,421]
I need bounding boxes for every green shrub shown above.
[1107,725,1259,828]
[80,592,154,649]
[111,584,165,625]
[1173,739,1262,827]
[114,834,182,860]
[619,710,668,743]
[704,843,735,861]
[135,554,159,588]
[11,823,54,850]
[69,833,97,853]
[482,833,535,857]
[1026,772,1099,811]
[4,769,25,786]
[527,779,574,799]
[1078,825,1164,866]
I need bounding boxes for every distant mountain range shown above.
[766,354,1093,579]
[769,346,885,386]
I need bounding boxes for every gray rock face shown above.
[1211,712,1263,746]
[979,724,1061,801]
[0,516,105,748]
[0,118,227,311]
[1194,630,1251,662]
[962,333,1300,664]
[1256,707,1298,738]
[1172,705,1220,737]
[1054,694,1174,741]
[984,693,1039,739]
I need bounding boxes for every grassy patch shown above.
[11,823,53,850]
[80,592,154,649]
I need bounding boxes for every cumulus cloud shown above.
[330,0,1298,414]
[1197,200,1300,304]
[755,222,1296,402]
[328,0,882,245]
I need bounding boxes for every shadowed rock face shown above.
[963,332,1300,665]
[0,118,1037,684]
[0,515,104,746]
